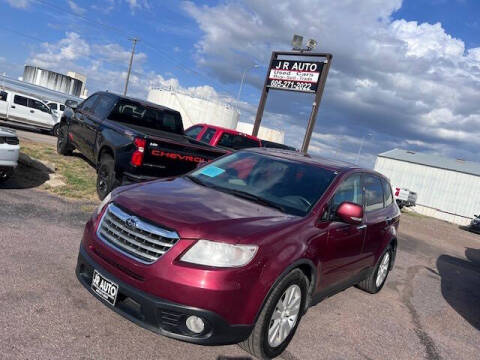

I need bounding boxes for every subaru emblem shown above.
[125,217,138,230]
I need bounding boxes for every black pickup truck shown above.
[57,91,228,199]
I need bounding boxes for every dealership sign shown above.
[267,60,324,93]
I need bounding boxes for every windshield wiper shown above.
[222,189,286,213]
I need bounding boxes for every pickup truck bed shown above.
[58,91,227,199]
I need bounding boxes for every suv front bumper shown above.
[76,244,253,345]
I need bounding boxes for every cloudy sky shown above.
[1,0,479,167]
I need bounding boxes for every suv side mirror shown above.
[65,100,78,109]
[336,202,363,225]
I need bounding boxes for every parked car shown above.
[0,89,58,135]
[57,92,227,199]
[469,215,480,234]
[46,101,66,134]
[260,139,297,151]
[393,186,417,209]
[185,123,262,150]
[0,126,20,182]
[75,148,400,359]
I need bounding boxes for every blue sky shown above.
[0,0,479,167]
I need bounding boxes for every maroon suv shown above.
[76,148,400,359]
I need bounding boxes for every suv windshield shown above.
[188,151,336,216]
[109,100,183,134]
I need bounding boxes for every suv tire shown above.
[96,153,119,200]
[239,269,308,359]
[0,168,13,183]
[57,124,74,156]
[357,246,393,294]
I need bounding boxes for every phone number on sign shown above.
[268,80,313,92]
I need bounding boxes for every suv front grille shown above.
[97,203,179,264]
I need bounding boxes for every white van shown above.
[0,89,58,135]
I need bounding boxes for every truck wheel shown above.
[97,154,119,200]
[52,124,60,137]
[356,246,393,294]
[239,269,308,359]
[0,168,13,183]
[57,124,73,156]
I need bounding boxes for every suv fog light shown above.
[186,315,205,334]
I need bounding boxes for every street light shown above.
[236,64,261,103]
[355,133,374,165]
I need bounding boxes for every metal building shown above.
[23,66,85,97]
[374,149,480,225]
[148,87,239,129]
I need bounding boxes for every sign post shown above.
[252,51,332,153]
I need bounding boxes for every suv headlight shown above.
[181,240,258,268]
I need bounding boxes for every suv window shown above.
[382,179,393,207]
[185,125,203,139]
[60,104,65,111]
[218,133,260,150]
[200,128,216,144]
[93,95,115,118]
[331,174,363,210]
[0,91,7,102]
[80,95,99,113]
[108,99,184,134]
[364,175,384,212]
[48,103,58,111]
[14,95,28,106]
[29,99,50,113]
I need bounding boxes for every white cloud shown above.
[67,0,86,15]
[184,0,480,165]
[92,43,147,65]
[4,0,33,8]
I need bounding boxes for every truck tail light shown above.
[131,138,146,167]
[395,188,400,197]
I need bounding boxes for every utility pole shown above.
[124,38,139,96]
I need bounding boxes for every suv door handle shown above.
[11,105,15,109]
[30,110,35,113]
[357,224,367,230]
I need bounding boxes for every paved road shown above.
[0,188,479,360]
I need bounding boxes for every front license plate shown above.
[91,270,119,306]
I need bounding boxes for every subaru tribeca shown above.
[76,148,400,359]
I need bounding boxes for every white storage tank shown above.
[147,87,239,129]
[236,122,285,143]
[23,66,84,97]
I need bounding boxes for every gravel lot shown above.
[0,186,479,360]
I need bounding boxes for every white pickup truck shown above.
[0,89,58,135]
[393,186,417,209]
[0,126,20,182]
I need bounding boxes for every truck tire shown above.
[57,124,73,156]
[239,269,308,359]
[96,154,119,200]
[52,123,60,137]
[0,168,13,183]
[356,245,393,294]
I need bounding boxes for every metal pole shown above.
[252,52,276,137]
[124,38,139,96]
[301,54,332,153]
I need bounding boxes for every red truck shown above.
[185,123,262,150]
[76,148,400,358]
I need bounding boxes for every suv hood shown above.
[112,177,299,243]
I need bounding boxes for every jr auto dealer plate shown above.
[91,270,119,306]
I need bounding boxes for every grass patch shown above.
[20,140,98,201]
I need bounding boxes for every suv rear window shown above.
[382,179,393,207]
[185,125,203,139]
[218,133,260,150]
[364,175,384,212]
[109,100,183,134]
[0,91,8,102]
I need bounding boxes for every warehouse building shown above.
[375,149,480,225]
